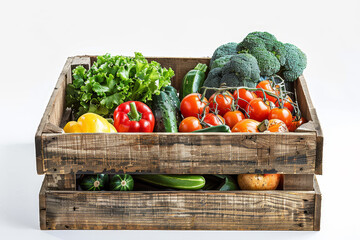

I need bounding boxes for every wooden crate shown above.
[39,175,321,231]
[35,56,323,175]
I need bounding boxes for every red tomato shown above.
[275,95,294,113]
[256,80,279,103]
[180,93,209,118]
[268,108,293,127]
[203,113,225,127]
[232,119,260,133]
[223,111,245,129]
[268,119,289,132]
[179,117,202,132]
[246,98,270,122]
[233,89,258,110]
[288,117,306,132]
[209,91,233,116]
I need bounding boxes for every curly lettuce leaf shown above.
[65,52,174,118]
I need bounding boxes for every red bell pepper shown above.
[113,101,155,132]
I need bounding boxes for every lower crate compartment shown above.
[39,176,321,230]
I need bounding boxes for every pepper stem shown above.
[128,102,142,122]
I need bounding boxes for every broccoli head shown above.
[210,55,234,70]
[221,54,260,88]
[281,43,307,82]
[236,31,286,76]
[210,42,238,66]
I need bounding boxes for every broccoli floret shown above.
[221,54,260,88]
[202,67,223,98]
[210,42,238,66]
[210,55,234,69]
[249,47,280,76]
[281,43,307,82]
[236,32,286,76]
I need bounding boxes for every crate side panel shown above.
[44,191,315,230]
[42,132,317,174]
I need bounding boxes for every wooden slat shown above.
[39,177,47,230]
[43,189,316,230]
[45,174,76,190]
[40,132,317,175]
[283,174,314,191]
[35,57,73,175]
[313,176,322,231]
[296,76,323,174]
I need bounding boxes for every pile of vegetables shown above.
[78,173,280,191]
[66,53,174,119]
[64,32,309,193]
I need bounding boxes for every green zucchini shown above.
[134,175,206,190]
[152,91,178,132]
[109,174,134,191]
[79,174,109,191]
[180,63,208,100]
[163,85,181,124]
[193,125,231,133]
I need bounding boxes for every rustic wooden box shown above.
[36,56,322,231]
[39,175,321,231]
[35,56,323,175]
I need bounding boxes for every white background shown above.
[1,0,359,239]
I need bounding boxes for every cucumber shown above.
[193,125,231,133]
[109,174,134,191]
[79,174,109,191]
[180,63,208,100]
[134,175,206,190]
[152,91,178,132]
[163,85,181,125]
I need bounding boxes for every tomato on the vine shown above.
[232,119,260,133]
[179,117,202,132]
[275,95,294,113]
[233,88,258,110]
[268,119,288,132]
[203,113,225,127]
[246,98,270,122]
[209,91,233,116]
[256,80,279,103]
[223,111,245,129]
[180,93,209,118]
[268,107,292,127]
[288,117,306,132]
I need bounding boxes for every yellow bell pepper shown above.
[63,113,117,133]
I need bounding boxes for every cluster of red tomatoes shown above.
[179,80,305,133]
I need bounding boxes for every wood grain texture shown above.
[45,174,76,190]
[313,176,321,231]
[40,132,316,174]
[39,178,47,230]
[283,174,314,191]
[42,188,316,230]
[36,57,73,174]
[296,76,323,174]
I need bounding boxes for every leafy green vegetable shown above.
[66,53,175,118]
